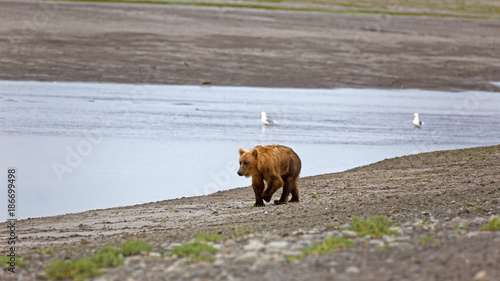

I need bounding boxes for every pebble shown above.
[243,239,265,251]
[267,241,289,249]
[234,251,259,265]
[369,239,385,247]
[341,230,358,239]
[345,266,360,274]
[473,270,491,281]
[148,252,161,258]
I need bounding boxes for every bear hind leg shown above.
[274,177,294,205]
[262,176,284,203]
[289,177,300,203]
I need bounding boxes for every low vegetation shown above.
[195,231,225,243]
[118,240,152,256]
[347,216,400,238]
[45,240,151,280]
[286,236,355,262]
[0,255,28,267]
[45,259,101,281]
[171,241,219,263]
[481,217,500,231]
[230,224,253,239]
[303,237,355,255]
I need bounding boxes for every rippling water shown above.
[1,81,499,219]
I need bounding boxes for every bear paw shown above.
[254,202,265,207]
[262,194,272,202]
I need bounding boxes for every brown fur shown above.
[237,145,301,207]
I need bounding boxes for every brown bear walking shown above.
[237,145,301,207]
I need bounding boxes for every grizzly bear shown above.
[237,145,301,207]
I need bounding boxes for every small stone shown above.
[341,230,358,239]
[234,251,259,265]
[369,239,385,247]
[473,270,491,281]
[325,222,338,230]
[165,259,185,274]
[267,241,289,249]
[466,231,482,238]
[224,239,236,247]
[345,266,360,274]
[243,240,265,251]
[148,252,161,258]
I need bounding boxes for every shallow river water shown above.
[1,81,499,219]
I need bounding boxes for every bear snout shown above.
[237,170,243,176]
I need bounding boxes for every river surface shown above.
[1,81,499,219]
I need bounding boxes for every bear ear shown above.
[251,149,258,157]
[239,148,245,156]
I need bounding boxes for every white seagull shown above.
[413,113,424,128]
[260,112,277,126]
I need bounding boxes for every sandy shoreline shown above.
[1,1,500,280]
[1,145,499,280]
[1,0,500,91]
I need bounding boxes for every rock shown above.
[224,239,236,247]
[473,270,491,281]
[148,252,161,258]
[165,259,185,274]
[345,266,360,274]
[325,222,339,230]
[341,230,358,239]
[243,239,265,251]
[369,239,385,247]
[297,235,314,247]
[267,241,289,249]
[466,231,482,238]
[234,251,259,265]
[325,230,342,237]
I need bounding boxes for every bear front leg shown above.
[262,176,284,202]
[252,177,265,207]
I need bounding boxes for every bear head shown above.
[237,148,258,177]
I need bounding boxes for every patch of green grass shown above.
[195,231,225,243]
[348,216,400,238]
[285,254,303,262]
[36,247,55,255]
[118,240,152,256]
[45,259,101,281]
[311,193,317,199]
[0,255,27,267]
[466,202,480,207]
[45,240,153,280]
[90,246,124,268]
[481,217,500,231]
[171,241,218,263]
[419,235,435,244]
[230,224,253,239]
[302,237,355,256]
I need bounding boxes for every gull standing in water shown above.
[413,113,424,128]
[261,112,277,126]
